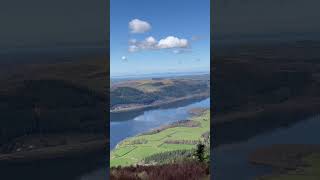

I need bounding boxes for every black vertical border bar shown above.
[105,0,110,178]
[210,0,214,179]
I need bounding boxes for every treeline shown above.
[139,120,200,136]
[110,79,209,108]
[142,142,210,165]
[126,139,148,145]
[143,149,193,165]
[164,140,200,145]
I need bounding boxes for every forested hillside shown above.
[110,75,210,112]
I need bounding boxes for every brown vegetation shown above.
[110,161,210,180]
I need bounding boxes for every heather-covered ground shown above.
[110,161,210,180]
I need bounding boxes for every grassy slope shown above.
[110,110,210,167]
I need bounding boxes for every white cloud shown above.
[145,36,157,45]
[129,39,137,44]
[128,36,157,52]
[157,36,188,49]
[128,36,190,53]
[128,45,139,52]
[121,56,127,61]
[129,19,151,33]
[140,36,157,50]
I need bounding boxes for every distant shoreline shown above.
[110,92,209,114]
[111,72,209,80]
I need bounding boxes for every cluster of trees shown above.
[174,120,200,127]
[194,142,210,165]
[201,131,210,145]
[164,140,200,145]
[111,87,159,107]
[142,141,210,166]
[156,81,208,98]
[127,139,148,145]
[143,149,193,165]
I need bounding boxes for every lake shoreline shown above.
[111,109,210,167]
[110,92,209,114]
[112,107,209,151]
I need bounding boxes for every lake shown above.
[110,98,210,149]
[76,97,210,179]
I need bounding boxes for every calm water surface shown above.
[110,98,210,149]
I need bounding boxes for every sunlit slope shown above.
[110,75,210,113]
[110,110,210,167]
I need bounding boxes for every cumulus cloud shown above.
[157,36,188,49]
[145,36,157,46]
[129,19,151,33]
[128,36,190,53]
[128,36,156,52]
[128,45,139,52]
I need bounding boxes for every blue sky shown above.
[110,0,210,77]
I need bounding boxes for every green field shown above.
[110,110,210,167]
